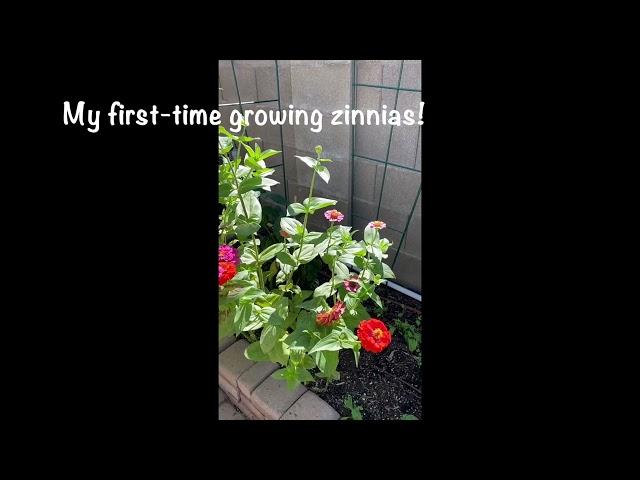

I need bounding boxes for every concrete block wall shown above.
[219,60,422,293]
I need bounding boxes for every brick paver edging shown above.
[218,336,340,420]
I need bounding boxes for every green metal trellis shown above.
[350,60,422,272]
[224,60,289,204]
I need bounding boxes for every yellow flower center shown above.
[372,328,384,340]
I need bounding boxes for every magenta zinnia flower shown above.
[343,275,360,293]
[324,209,344,223]
[367,220,386,230]
[218,244,240,265]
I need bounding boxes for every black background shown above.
[39,49,219,438]
[26,37,569,452]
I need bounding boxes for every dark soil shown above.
[310,271,423,420]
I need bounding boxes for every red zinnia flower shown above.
[316,300,346,326]
[357,318,392,353]
[218,261,237,286]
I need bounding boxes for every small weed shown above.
[341,395,363,420]
[400,414,419,420]
[391,316,422,366]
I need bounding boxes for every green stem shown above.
[288,168,317,284]
[229,128,264,290]
[324,224,337,304]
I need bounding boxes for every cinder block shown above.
[390,250,421,293]
[219,335,236,353]
[219,374,240,402]
[353,158,381,204]
[238,392,265,420]
[255,65,277,101]
[356,60,383,85]
[400,60,422,90]
[281,391,340,420]
[219,401,246,420]
[238,362,279,398]
[377,171,421,227]
[402,211,422,257]
[251,376,306,420]
[382,60,402,87]
[219,339,255,389]
[388,91,422,168]
[290,63,350,112]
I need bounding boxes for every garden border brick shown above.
[218,336,340,420]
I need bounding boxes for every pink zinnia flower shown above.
[367,220,386,230]
[218,244,240,265]
[324,209,344,223]
[343,275,360,293]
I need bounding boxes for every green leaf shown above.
[258,243,285,262]
[233,303,251,331]
[295,368,314,383]
[235,221,260,240]
[299,296,328,312]
[295,310,317,332]
[382,262,396,279]
[292,244,317,264]
[259,149,280,161]
[333,261,350,280]
[353,256,367,270]
[259,177,279,191]
[370,292,383,309]
[308,332,342,354]
[313,281,338,298]
[295,155,318,169]
[219,309,234,338]
[268,339,290,366]
[303,197,338,212]
[364,225,377,244]
[218,183,233,198]
[313,350,338,376]
[280,217,303,236]
[238,176,262,194]
[237,287,265,303]
[218,126,237,139]
[315,165,330,183]
[401,414,419,420]
[240,246,258,264]
[276,250,297,267]
[286,203,306,216]
[370,257,384,276]
[245,341,270,361]
[236,192,262,224]
[218,135,233,153]
[343,303,370,330]
[260,324,279,353]
[302,355,316,370]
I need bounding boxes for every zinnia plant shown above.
[218,123,395,390]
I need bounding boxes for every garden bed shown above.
[309,276,423,420]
